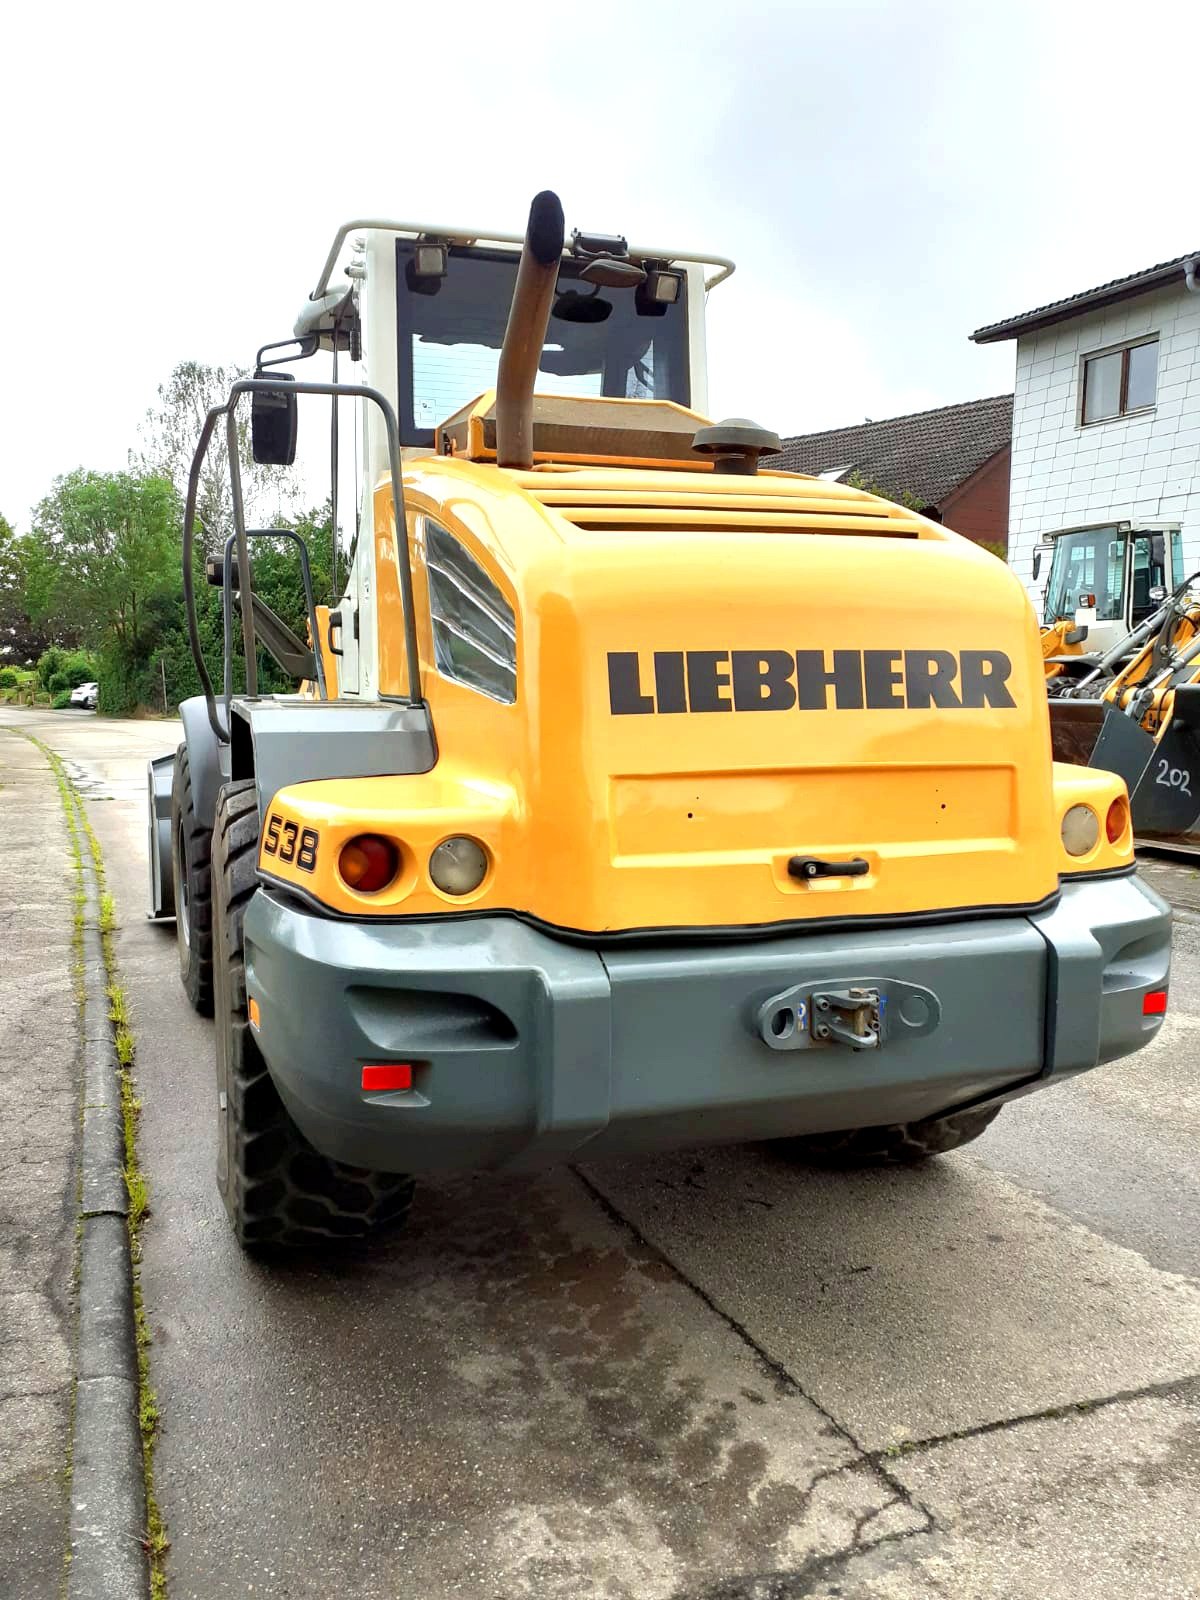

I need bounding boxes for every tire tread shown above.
[777,1104,1002,1167]
[172,744,214,1016]
[212,780,414,1249]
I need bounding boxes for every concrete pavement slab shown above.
[800,1387,1200,1599]
[0,732,77,1600]
[584,1143,1200,1451]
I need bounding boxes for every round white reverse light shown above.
[1061,804,1099,857]
[429,836,488,895]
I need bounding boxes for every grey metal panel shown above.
[240,875,1167,1177]
[1031,872,1171,1075]
[244,898,610,1173]
[146,755,175,920]
[593,917,1046,1153]
[235,699,436,814]
[178,695,230,829]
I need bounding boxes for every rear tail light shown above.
[339,834,400,893]
[1106,796,1130,844]
[1143,990,1168,1017]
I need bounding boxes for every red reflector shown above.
[361,1063,413,1091]
[1143,990,1168,1016]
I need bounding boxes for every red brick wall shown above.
[939,446,1010,552]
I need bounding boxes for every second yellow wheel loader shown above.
[1048,573,1200,846]
[147,192,1170,1250]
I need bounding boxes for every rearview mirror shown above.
[1032,550,1042,580]
[251,372,298,466]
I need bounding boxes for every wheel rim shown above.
[175,823,191,949]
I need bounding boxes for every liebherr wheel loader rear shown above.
[148,191,1171,1250]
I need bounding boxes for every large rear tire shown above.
[171,744,213,1016]
[211,780,416,1250]
[775,1104,1003,1167]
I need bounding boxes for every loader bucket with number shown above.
[1050,688,1200,845]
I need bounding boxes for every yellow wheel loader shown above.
[147,192,1171,1250]
[1038,522,1184,674]
[1048,574,1200,846]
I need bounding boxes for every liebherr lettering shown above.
[607,649,1016,714]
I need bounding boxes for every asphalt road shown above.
[3,704,1198,1599]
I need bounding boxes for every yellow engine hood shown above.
[288,462,1063,935]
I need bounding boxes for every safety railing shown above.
[182,378,421,744]
[219,528,326,725]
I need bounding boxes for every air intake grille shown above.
[511,469,926,537]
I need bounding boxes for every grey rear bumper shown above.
[243,873,1170,1175]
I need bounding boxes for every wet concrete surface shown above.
[3,704,1198,1598]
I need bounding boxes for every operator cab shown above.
[280,214,732,695]
[395,239,693,445]
[1039,523,1185,657]
[293,219,724,450]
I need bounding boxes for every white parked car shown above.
[70,681,98,709]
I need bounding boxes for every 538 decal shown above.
[263,813,319,873]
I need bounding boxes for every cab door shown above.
[1128,533,1168,627]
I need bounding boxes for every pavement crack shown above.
[570,1165,933,1521]
[869,1370,1200,1464]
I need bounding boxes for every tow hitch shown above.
[755,978,942,1053]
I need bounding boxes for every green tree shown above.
[133,360,297,552]
[28,471,179,655]
[0,513,62,663]
[27,471,181,710]
[145,502,335,713]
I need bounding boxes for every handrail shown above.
[180,378,422,743]
[310,218,736,298]
[224,404,259,699]
[182,405,231,742]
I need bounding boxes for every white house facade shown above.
[972,254,1200,626]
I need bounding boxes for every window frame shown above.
[394,241,692,449]
[1079,335,1158,427]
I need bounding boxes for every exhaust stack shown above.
[495,191,565,469]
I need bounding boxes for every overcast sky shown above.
[1,0,1195,528]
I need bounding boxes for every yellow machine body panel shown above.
[261,459,1133,934]
[1041,618,1087,679]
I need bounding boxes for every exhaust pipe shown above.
[495,190,565,469]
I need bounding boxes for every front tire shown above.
[172,744,213,1015]
[211,780,415,1250]
[775,1104,1003,1167]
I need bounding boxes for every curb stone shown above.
[61,768,149,1600]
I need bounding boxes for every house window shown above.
[1081,338,1158,425]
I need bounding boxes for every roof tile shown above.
[775,394,1013,509]
[972,252,1200,343]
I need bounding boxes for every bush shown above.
[48,671,70,694]
[0,667,18,688]
[37,646,68,691]
[62,649,98,689]
[51,690,73,709]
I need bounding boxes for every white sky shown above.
[1,0,1196,529]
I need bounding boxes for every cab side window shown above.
[424,518,517,704]
[1131,534,1166,624]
